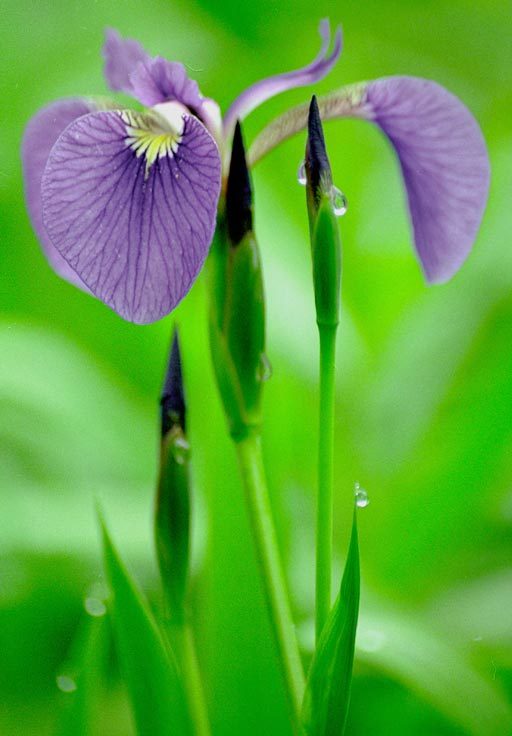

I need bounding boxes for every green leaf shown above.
[100,516,193,736]
[302,512,360,735]
[56,614,107,736]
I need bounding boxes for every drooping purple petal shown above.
[223,19,342,138]
[249,77,490,283]
[363,77,490,283]
[41,109,221,324]
[21,98,100,289]
[102,28,150,95]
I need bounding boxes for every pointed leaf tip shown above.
[303,511,360,735]
[161,327,186,435]
[100,517,193,736]
[226,121,253,245]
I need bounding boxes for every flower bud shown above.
[208,122,266,440]
[155,329,190,622]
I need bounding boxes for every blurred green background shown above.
[1,0,511,734]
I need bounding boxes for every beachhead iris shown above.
[22,22,489,323]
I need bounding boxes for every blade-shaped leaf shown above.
[56,614,107,736]
[100,517,193,736]
[302,512,360,735]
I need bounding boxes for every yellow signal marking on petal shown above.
[120,110,182,179]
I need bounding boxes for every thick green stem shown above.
[165,622,210,736]
[235,432,305,730]
[315,324,337,642]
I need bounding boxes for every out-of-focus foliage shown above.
[1,1,511,734]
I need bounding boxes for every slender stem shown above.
[235,432,305,730]
[315,324,337,642]
[165,622,211,736]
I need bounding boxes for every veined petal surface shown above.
[21,98,99,288]
[249,76,490,282]
[41,109,221,323]
[364,77,490,283]
[130,57,204,111]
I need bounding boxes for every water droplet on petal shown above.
[56,675,77,693]
[354,482,369,508]
[331,186,348,217]
[172,435,190,465]
[256,353,273,382]
[297,161,307,186]
[84,596,107,617]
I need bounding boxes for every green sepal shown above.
[155,426,191,624]
[100,515,193,736]
[208,220,266,440]
[311,195,342,329]
[302,511,360,735]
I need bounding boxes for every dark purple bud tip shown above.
[306,95,332,207]
[226,121,253,245]
[161,328,186,436]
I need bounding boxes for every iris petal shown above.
[102,29,207,118]
[102,28,149,95]
[129,56,204,111]
[364,77,490,283]
[249,76,490,283]
[41,109,221,323]
[21,98,100,289]
[223,19,342,139]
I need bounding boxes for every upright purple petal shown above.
[223,19,342,138]
[129,56,204,111]
[102,28,150,95]
[364,77,490,282]
[41,109,221,324]
[21,98,100,288]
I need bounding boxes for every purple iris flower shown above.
[22,22,489,324]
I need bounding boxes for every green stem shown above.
[235,432,305,730]
[165,622,210,736]
[315,324,337,642]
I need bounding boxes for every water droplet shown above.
[56,675,77,693]
[297,161,307,186]
[84,596,106,617]
[256,353,273,382]
[354,482,369,508]
[172,435,190,465]
[331,186,348,217]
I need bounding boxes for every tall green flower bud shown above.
[305,95,342,331]
[155,329,190,623]
[208,121,267,440]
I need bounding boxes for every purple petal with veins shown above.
[249,76,490,282]
[21,98,99,289]
[41,109,221,324]
[102,28,150,95]
[223,19,342,137]
[129,56,204,111]
[364,77,490,283]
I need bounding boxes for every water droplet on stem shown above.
[354,482,369,508]
[172,435,190,465]
[256,353,273,382]
[84,596,107,617]
[56,675,77,693]
[331,186,348,217]
[297,161,307,186]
